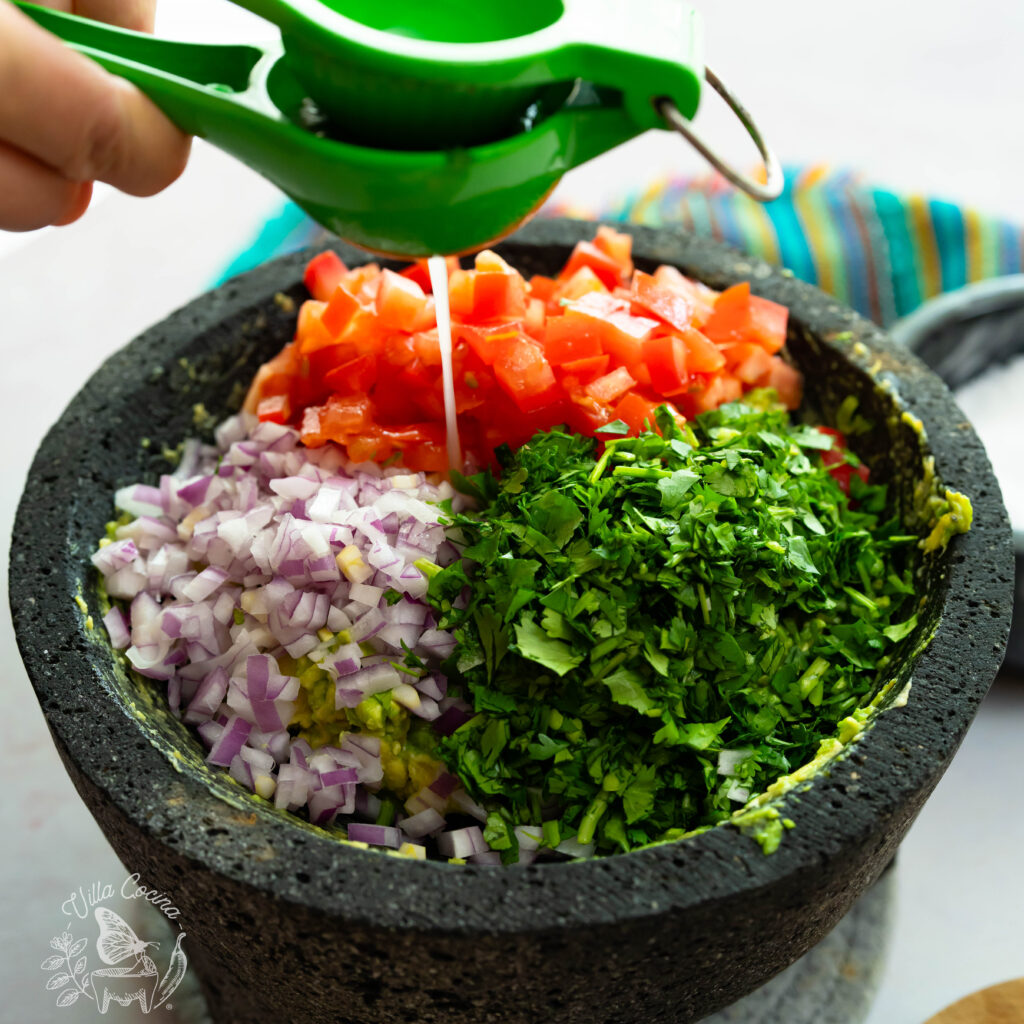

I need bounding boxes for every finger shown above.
[54,180,93,226]
[24,1,156,33]
[0,140,93,230]
[76,1,157,33]
[0,3,191,196]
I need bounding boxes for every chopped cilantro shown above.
[426,400,926,855]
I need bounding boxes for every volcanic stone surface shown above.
[10,220,1013,1024]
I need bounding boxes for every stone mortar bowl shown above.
[11,220,1013,1024]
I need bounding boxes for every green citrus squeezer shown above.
[15,0,781,258]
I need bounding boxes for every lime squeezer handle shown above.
[552,0,704,129]
[13,1,276,138]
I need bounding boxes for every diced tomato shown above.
[320,285,361,339]
[558,354,610,382]
[592,226,634,281]
[401,441,448,473]
[644,334,689,395]
[340,263,381,305]
[586,366,636,404]
[652,265,717,327]
[544,292,659,372]
[679,326,727,373]
[703,282,789,353]
[631,361,652,389]
[722,342,773,384]
[345,428,389,464]
[612,392,661,435]
[399,261,431,292]
[828,461,870,495]
[295,300,334,353]
[455,322,520,366]
[376,269,433,331]
[596,308,659,369]
[524,297,546,339]
[817,425,845,446]
[552,265,608,305]
[398,360,439,408]
[372,378,415,424]
[453,366,492,414]
[544,310,605,365]
[757,357,803,409]
[492,335,560,414]
[817,429,868,494]
[529,275,559,303]
[298,405,325,446]
[304,343,357,389]
[254,231,801,473]
[556,293,647,365]
[299,393,374,447]
[303,251,347,302]
[472,257,528,321]
[339,305,385,356]
[382,332,418,368]
[689,372,744,414]
[447,269,475,317]
[323,354,377,395]
[565,398,612,436]
[558,241,624,289]
[412,329,442,367]
[243,342,300,413]
[256,394,291,424]
[400,256,459,293]
[631,271,692,332]
[475,250,514,274]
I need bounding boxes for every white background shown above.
[1,2,1022,1021]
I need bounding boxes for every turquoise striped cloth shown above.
[217,166,1024,328]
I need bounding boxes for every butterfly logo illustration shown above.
[94,908,160,970]
[42,890,189,1013]
[86,909,166,1013]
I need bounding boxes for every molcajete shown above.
[10,220,1012,1023]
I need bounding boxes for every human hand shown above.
[0,0,192,231]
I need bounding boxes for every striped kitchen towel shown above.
[217,165,1024,328]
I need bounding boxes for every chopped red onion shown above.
[405,784,447,816]
[115,483,164,518]
[408,695,441,721]
[399,807,446,838]
[354,789,382,820]
[347,823,402,849]
[349,582,384,607]
[417,628,457,659]
[433,703,473,736]
[91,538,138,574]
[429,772,459,799]
[102,606,130,649]
[450,789,488,822]
[466,851,503,866]
[184,666,228,724]
[437,826,487,859]
[334,664,401,709]
[94,414,469,859]
[416,673,447,701]
[555,835,596,859]
[349,607,385,641]
[206,715,251,767]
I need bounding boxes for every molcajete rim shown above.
[11,219,1012,937]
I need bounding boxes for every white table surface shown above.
[2,2,1023,1021]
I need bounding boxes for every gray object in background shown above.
[892,276,1024,671]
